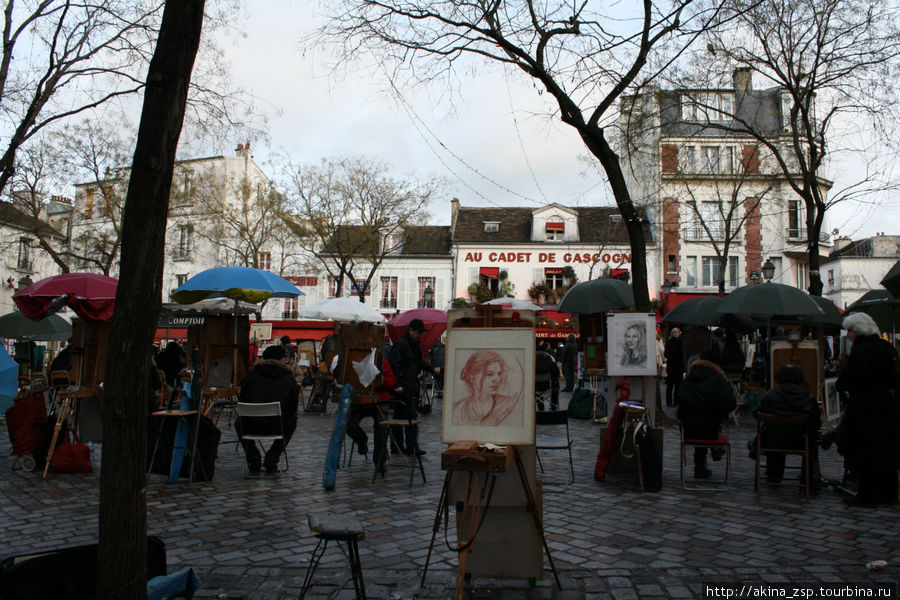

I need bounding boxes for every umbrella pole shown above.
[233,299,239,387]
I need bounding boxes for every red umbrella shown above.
[14,273,118,322]
[387,308,447,355]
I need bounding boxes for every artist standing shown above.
[388,319,439,456]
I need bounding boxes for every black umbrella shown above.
[664,296,760,329]
[880,259,900,297]
[716,282,824,318]
[769,295,843,329]
[557,278,634,315]
[844,289,900,333]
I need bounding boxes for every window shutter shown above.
[435,278,445,309]
[469,267,478,285]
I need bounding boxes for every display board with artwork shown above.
[606,313,657,376]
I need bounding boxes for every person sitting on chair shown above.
[676,351,736,479]
[236,345,299,474]
[753,364,820,484]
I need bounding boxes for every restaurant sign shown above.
[159,314,206,327]
[463,251,631,265]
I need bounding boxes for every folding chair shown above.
[680,424,730,491]
[372,399,426,486]
[535,409,575,483]
[534,372,554,411]
[755,412,810,501]
[235,402,289,475]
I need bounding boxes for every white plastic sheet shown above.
[352,348,381,387]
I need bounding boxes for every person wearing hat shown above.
[387,318,440,456]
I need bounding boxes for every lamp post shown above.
[17,275,32,291]
[660,279,673,314]
[762,259,776,282]
[423,286,434,309]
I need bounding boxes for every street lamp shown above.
[17,276,32,290]
[423,286,434,308]
[660,279,674,314]
[762,259,776,282]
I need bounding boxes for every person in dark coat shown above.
[836,313,900,506]
[676,351,736,478]
[430,338,446,397]
[155,342,187,387]
[535,344,561,411]
[236,345,299,474]
[561,333,578,392]
[755,364,820,483]
[388,318,439,456]
[664,328,684,407]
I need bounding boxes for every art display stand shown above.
[334,321,384,405]
[422,443,560,599]
[186,314,249,414]
[770,339,824,423]
[426,304,556,592]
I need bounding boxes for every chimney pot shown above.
[733,67,752,91]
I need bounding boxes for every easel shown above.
[422,443,561,599]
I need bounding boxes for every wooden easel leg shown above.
[513,447,562,590]
[421,469,453,587]
[42,398,71,480]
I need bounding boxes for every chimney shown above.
[450,197,460,232]
[235,142,252,160]
[733,67,752,91]
[832,236,852,252]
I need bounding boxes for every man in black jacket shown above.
[388,319,439,456]
[236,345,299,474]
[676,351,736,478]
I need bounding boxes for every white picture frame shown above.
[606,313,657,376]
[823,377,840,422]
[442,328,535,445]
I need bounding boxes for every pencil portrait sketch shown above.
[607,313,657,376]
[443,328,535,444]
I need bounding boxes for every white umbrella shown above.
[482,297,545,311]
[297,297,386,324]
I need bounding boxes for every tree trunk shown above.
[97,2,205,598]
[580,130,650,310]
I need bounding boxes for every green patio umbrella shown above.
[769,295,843,329]
[844,289,900,333]
[716,282,824,318]
[0,311,71,341]
[557,278,634,315]
[880,259,900,297]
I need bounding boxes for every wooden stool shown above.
[299,513,366,600]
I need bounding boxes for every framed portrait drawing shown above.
[823,377,840,423]
[606,313,657,376]
[442,328,535,445]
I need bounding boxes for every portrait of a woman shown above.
[451,349,523,427]
[620,321,648,368]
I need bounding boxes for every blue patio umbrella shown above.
[0,349,18,415]
[171,266,304,304]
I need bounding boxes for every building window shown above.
[678,146,695,173]
[380,276,397,309]
[681,92,735,122]
[418,276,435,307]
[700,256,740,288]
[16,239,31,270]
[257,251,271,271]
[700,146,721,174]
[350,279,370,296]
[798,263,809,291]
[729,256,739,288]
[383,233,402,253]
[787,200,803,239]
[684,256,697,287]
[176,274,188,287]
[545,221,564,241]
[82,189,95,219]
[545,268,564,289]
[667,254,677,274]
[282,297,299,319]
[827,269,835,290]
[176,226,191,260]
[483,221,500,233]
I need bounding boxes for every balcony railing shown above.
[786,228,830,243]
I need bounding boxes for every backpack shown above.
[634,422,662,492]
[567,387,593,420]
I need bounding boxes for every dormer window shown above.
[545,221,564,241]
[483,221,500,233]
[384,233,402,253]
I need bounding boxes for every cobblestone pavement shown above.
[1,391,898,599]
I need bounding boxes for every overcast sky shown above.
[216,0,893,239]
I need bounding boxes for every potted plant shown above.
[527,281,550,303]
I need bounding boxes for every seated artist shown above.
[236,345,299,474]
[754,364,820,485]
[346,358,397,472]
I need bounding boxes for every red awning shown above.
[480,267,499,278]
[546,222,564,232]
[610,268,629,277]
